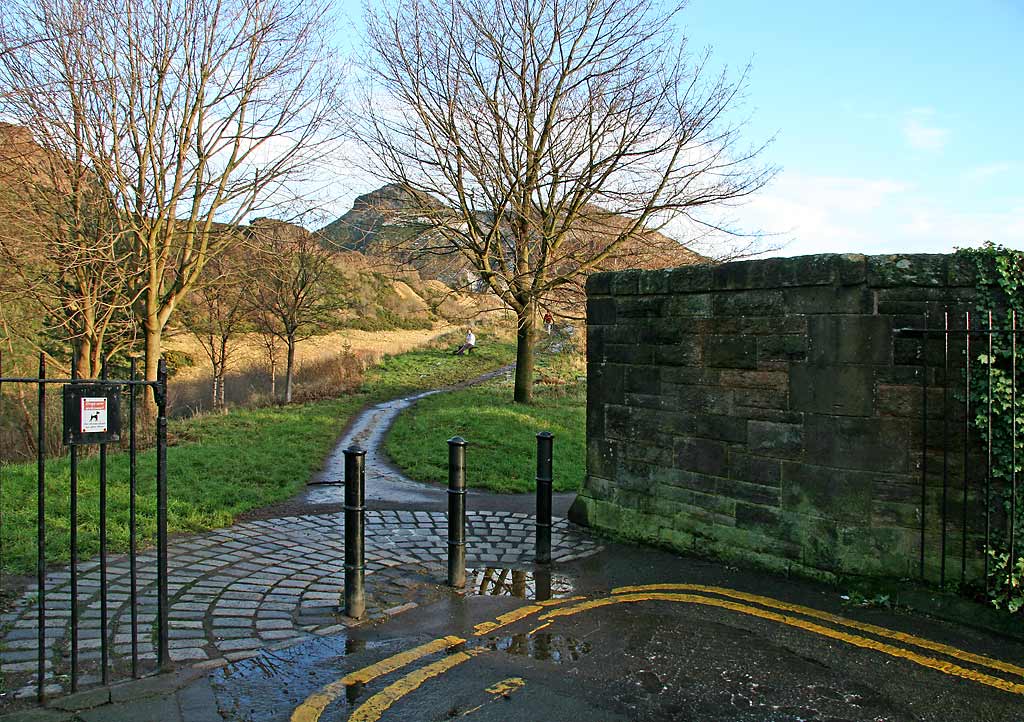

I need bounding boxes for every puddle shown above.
[464,567,574,601]
[480,633,592,664]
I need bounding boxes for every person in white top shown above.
[454,329,476,355]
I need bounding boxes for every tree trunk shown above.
[513,306,535,404]
[269,357,277,400]
[143,316,162,409]
[285,337,296,403]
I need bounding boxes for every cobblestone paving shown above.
[0,368,601,701]
[0,511,599,698]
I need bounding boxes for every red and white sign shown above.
[80,397,108,433]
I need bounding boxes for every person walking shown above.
[543,311,554,335]
[454,328,476,355]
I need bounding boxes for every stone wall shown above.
[571,253,988,580]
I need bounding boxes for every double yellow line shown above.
[291,584,1024,722]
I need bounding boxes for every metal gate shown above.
[897,309,1019,594]
[0,353,170,702]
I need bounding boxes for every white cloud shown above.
[903,117,951,151]
[964,162,1013,182]
[714,170,1024,257]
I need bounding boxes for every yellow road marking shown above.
[349,648,487,722]
[538,595,585,607]
[473,605,545,636]
[542,592,1024,695]
[290,635,465,722]
[485,677,526,696]
[612,584,1024,680]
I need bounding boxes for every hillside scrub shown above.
[0,337,515,575]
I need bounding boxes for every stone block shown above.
[586,272,615,295]
[639,268,672,294]
[735,503,782,534]
[728,452,782,487]
[617,296,666,318]
[781,462,874,524]
[664,294,714,317]
[719,369,788,390]
[625,366,661,395]
[712,290,786,316]
[676,385,732,414]
[638,319,684,345]
[654,340,702,366]
[603,403,633,441]
[667,264,715,292]
[790,364,874,416]
[611,269,642,295]
[747,420,803,459]
[586,296,617,326]
[733,388,788,411]
[803,415,909,473]
[674,437,729,476]
[808,315,892,365]
[757,335,808,362]
[690,414,748,443]
[586,438,619,482]
[703,335,757,369]
[604,343,654,365]
[717,477,781,506]
[785,285,871,314]
[866,254,948,288]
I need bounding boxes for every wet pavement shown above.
[4,369,1024,720]
[209,542,1024,721]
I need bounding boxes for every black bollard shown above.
[344,446,366,618]
[535,431,554,564]
[447,436,468,588]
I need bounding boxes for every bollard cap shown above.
[344,445,367,456]
[447,436,468,447]
[536,431,554,440]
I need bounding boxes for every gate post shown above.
[447,437,467,588]
[535,431,553,564]
[155,358,171,672]
[343,446,366,619]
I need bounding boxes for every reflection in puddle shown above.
[482,633,591,664]
[465,568,573,600]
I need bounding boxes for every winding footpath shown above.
[0,367,600,701]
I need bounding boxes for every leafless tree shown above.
[245,220,347,403]
[356,0,775,402]
[0,0,345,389]
[178,238,252,410]
[0,124,135,377]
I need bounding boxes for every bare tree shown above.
[178,237,251,410]
[0,124,135,377]
[245,220,347,403]
[356,0,775,402]
[0,0,344,388]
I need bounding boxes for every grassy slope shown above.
[386,350,586,494]
[0,337,515,574]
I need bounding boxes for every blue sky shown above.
[329,0,1023,258]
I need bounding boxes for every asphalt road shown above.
[209,541,1024,722]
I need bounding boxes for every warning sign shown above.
[80,397,108,434]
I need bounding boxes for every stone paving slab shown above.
[0,510,600,702]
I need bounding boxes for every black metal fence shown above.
[0,353,170,702]
[898,309,1020,593]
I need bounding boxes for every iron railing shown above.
[0,353,170,702]
[897,309,1019,593]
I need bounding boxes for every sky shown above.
[328,0,1024,259]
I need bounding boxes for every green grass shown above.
[385,372,586,494]
[0,337,516,575]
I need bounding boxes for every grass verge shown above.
[386,357,585,494]
[0,334,515,575]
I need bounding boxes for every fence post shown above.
[36,353,46,703]
[536,431,553,564]
[343,446,366,619]
[448,436,467,588]
[155,357,171,672]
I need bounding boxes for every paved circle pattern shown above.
[0,510,600,697]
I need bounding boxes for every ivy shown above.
[955,242,1024,613]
